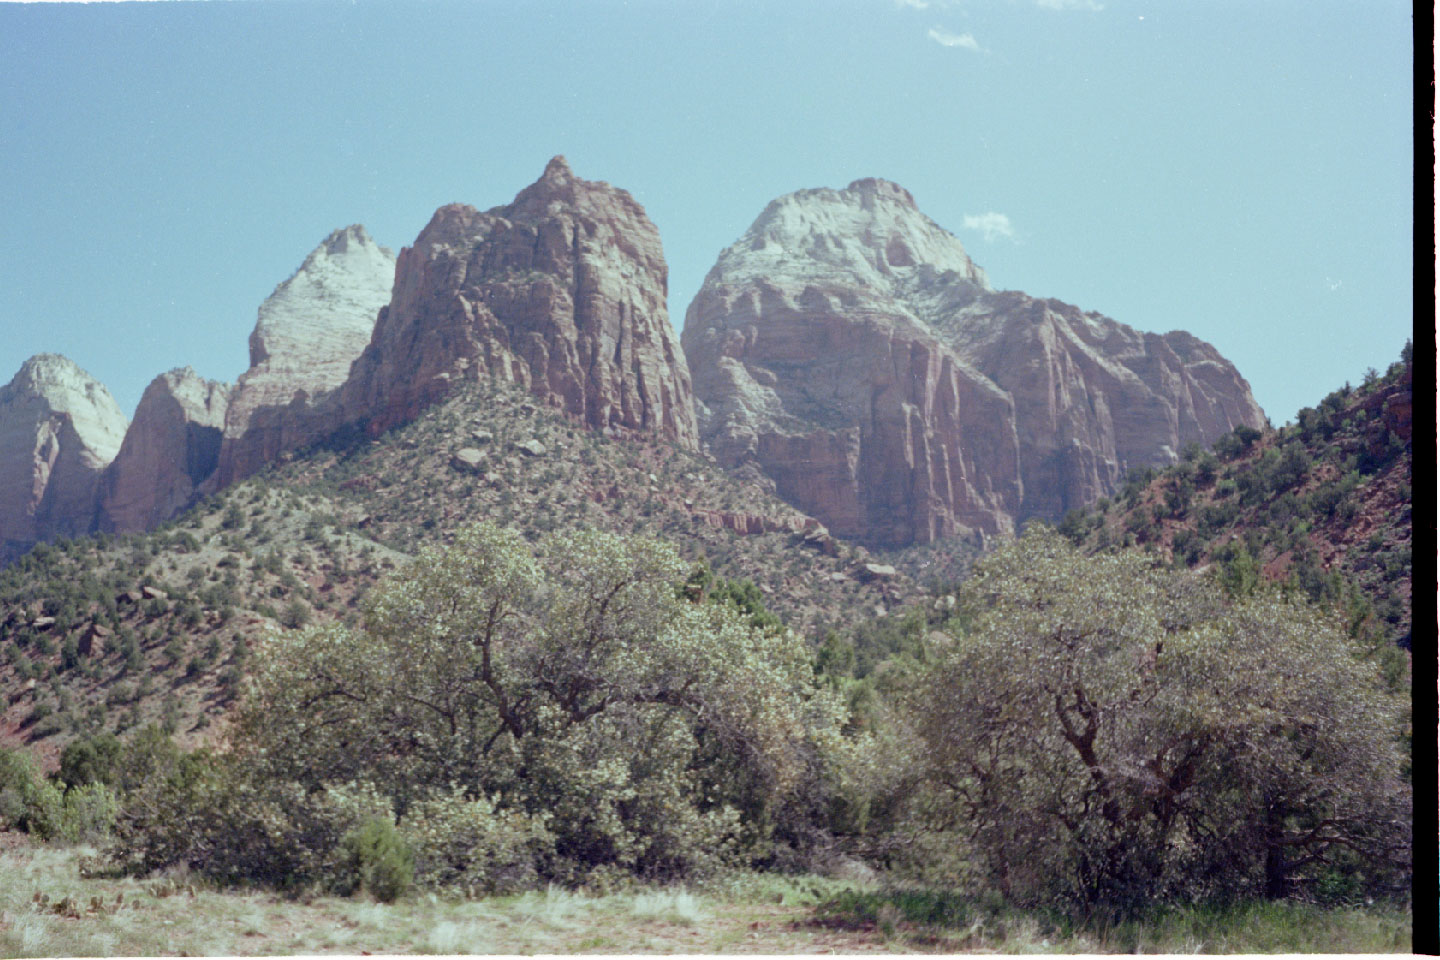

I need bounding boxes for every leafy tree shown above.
[906,527,1409,912]
[230,523,844,882]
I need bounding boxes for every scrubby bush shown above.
[110,524,846,890]
[0,747,62,838]
[904,527,1410,913]
[399,788,550,895]
[337,817,414,902]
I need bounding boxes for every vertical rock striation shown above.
[0,355,127,561]
[339,156,698,449]
[98,368,230,534]
[684,178,1265,547]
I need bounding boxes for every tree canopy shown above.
[907,527,1410,911]
[229,523,846,882]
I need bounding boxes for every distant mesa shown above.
[682,177,1265,548]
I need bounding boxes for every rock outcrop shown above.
[98,368,230,533]
[684,179,1022,546]
[215,225,396,485]
[338,156,698,449]
[684,178,1265,547]
[0,355,127,561]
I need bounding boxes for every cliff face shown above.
[98,368,230,534]
[215,225,396,486]
[944,293,1267,521]
[338,156,698,449]
[0,355,127,561]
[684,178,1265,546]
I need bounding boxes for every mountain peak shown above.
[251,227,396,369]
[705,177,990,295]
[541,154,573,181]
[845,176,917,208]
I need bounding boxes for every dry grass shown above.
[0,837,1412,956]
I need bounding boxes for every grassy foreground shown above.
[0,838,1412,956]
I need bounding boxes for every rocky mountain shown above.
[0,355,127,563]
[1066,345,1413,655]
[338,156,698,449]
[98,368,231,534]
[0,378,910,760]
[683,178,1265,547]
[214,225,396,487]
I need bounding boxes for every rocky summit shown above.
[338,156,699,449]
[98,368,230,534]
[0,355,127,562]
[215,224,397,486]
[683,178,1265,547]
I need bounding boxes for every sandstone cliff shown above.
[338,156,698,449]
[0,355,127,561]
[214,225,396,485]
[98,368,230,534]
[684,178,1265,546]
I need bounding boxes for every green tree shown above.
[231,523,844,882]
[906,527,1410,912]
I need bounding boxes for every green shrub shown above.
[59,733,122,791]
[0,747,62,838]
[400,788,551,895]
[56,781,118,843]
[338,817,414,902]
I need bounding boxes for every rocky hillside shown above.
[683,178,1265,548]
[1062,344,1413,656]
[0,378,916,764]
[0,356,128,564]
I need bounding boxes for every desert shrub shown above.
[55,781,118,842]
[0,747,62,838]
[107,754,392,889]
[229,523,846,886]
[337,817,414,902]
[58,732,123,791]
[400,787,551,895]
[904,527,1410,914]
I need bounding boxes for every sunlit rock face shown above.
[684,178,1265,547]
[99,367,230,534]
[338,156,699,450]
[214,224,396,486]
[0,354,127,561]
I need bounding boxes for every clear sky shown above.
[0,0,1415,426]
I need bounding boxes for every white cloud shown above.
[962,212,1016,243]
[927,27,981,51]
[894,0,931,8]
[1037,0,1104,9]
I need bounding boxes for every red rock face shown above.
[339,156,698,450]
[687,285,1021,546]
[952,294,1268,522]
[99,368,229,534]
[684,179,1266,546]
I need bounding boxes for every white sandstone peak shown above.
[711,178,991,295]
[225,225,397,447]
[249,225,396,368]
[0,353,128,464]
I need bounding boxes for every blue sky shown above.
[0,0,1414,426]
